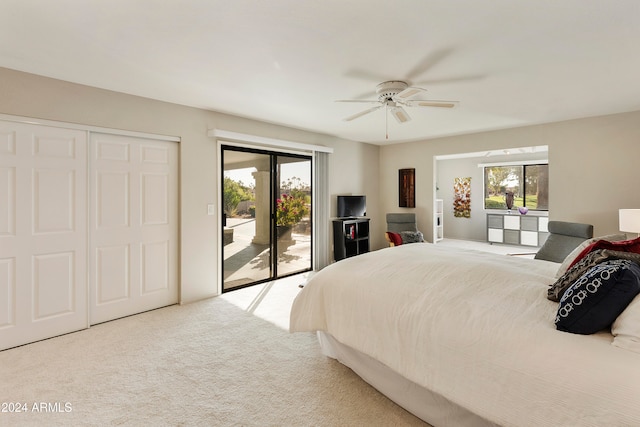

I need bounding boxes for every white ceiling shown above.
[2,0,640,145]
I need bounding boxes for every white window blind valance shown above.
[478,159,548,168]
[209,129,333,154]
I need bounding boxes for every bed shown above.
[289,243,640,427]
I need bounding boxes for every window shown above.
[484,164,548,210]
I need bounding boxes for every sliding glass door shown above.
[221,146,312,292]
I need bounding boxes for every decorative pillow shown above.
[555,259,640,335]
[612,294,640,353]
[549,250,611,302]
[549,249,640,302]
[386,231,403,246]
[567,236,640,271]
[555,234,627,278]
[399,231,424,244]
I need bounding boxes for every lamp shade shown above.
[619,209,640,233]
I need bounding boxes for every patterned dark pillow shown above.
[555,259,640,335]
[548,250,609,302]
[400,231,424,244]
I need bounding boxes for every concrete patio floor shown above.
[223,218,311,290]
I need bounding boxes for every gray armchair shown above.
[385,213,419,246]
[386,213,418,233]
[534,221,594,263]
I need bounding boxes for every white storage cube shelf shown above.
[487,213,549,247]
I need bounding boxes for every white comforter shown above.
[290,244,640,427]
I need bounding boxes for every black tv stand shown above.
[332,218,370,261]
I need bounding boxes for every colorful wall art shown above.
[453,177,471,218]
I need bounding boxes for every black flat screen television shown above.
[337,195,366,218]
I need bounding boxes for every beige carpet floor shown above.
[0,275,428,426]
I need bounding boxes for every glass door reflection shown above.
[222,149,272,290]
[275,155,312,278]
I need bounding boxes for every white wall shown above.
[328,140,382,247]
[436,156,486,241]
[0,67,380,302]
[380,111,640,243]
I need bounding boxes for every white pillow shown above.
[555,233,628,278]
[612,294,640,353]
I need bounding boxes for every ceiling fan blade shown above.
[344,69,391,83]
[390,105,411,124]
[405,47,455,81]
[414,74,485,86]
[405,99,459,108]
[335,99,380,104]
[343,105,382,122]
[394,86,427,100]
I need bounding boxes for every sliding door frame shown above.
[220,144,312,292]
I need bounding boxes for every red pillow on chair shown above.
[386,231,403,246]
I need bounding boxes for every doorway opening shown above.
[221,145,312,292]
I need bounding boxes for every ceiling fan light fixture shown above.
[390,106,411,123]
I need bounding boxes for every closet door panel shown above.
[0,121,88,351]
[95,244,130,304]
[0,258,15,328]
[90,134,178,325]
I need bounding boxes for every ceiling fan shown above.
[336,80,459,139]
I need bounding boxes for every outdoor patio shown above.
[223,218,311,290]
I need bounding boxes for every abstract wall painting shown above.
[453,177,471,218]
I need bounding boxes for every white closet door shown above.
[89,133,178,324]
[0,121,88,351]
